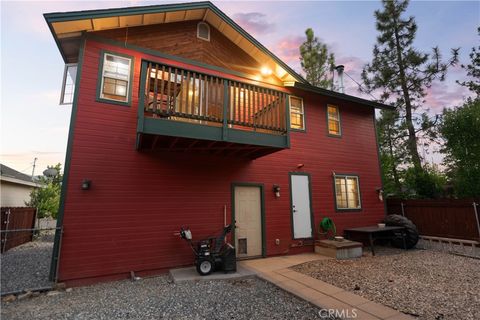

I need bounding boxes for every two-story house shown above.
[45,2,392,286]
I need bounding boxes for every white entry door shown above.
[234,186,262,258]
[290,174,313,238]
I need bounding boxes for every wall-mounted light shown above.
[260,66,272,77]
[376,187,384,202]
[273,184,281,198]
[81,179,91,190]
[297,164,304,169]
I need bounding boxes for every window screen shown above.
[100,53,132,103]
[290,97,305,130]
[60,64,77,105]
[327,105,341,135]
[334,175,361,209]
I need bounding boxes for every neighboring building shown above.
[0,164,38,207]
[45,2,392,286]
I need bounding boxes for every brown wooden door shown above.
[234,186,262,258]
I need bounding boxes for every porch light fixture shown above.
[260,66,272,76]
[81,179,91,190]
[273,184,281,198]
[297,164,304,169]
[376,187,384,202]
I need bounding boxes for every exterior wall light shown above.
[376,187,384,202]
[273,184,281,198]
[297,164,304,169]
[82,179,91,190]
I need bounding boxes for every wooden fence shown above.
[1,207,36,253]
[386,198,480,241]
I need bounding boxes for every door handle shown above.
[293,209,297,213]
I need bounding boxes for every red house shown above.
[45,2,392,286]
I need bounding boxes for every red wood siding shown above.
[59,38,384,285]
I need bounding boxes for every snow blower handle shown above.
[179,227,193,240]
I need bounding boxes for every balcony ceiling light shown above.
[260,66,272,77]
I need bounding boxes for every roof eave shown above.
[292,82,394,110]
[0,176,40,188]
[44,1,306,83]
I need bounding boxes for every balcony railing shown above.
[141,61,288,131]
[137,60,290,154]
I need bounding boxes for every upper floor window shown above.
[99,52,132,104]
[290,96,305,130]
[197,22,210,41]
[327,105,341,136]
[334,175,361,210]
[60,64,77,105]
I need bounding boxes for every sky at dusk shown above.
[1,0,478,175]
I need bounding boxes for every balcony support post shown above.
[136,61,148,149]
[285,94,291,148]
[222,79,229,141]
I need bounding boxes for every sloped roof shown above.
[290,82,393,110]
[44,1,305,83]
[0,164,38,187]
[44,1,394,110]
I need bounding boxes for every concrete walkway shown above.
[169,264,255,283]
[239,253,413,320]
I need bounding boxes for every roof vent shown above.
[197,22,210,41]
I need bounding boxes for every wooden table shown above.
[343,226,407,256]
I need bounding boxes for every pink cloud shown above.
[424,82,471,112]
[272,35,304,70]
[233,12,275,35]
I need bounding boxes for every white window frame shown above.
[99,53,132,103]
[334,175,362,210]
[60,63,78,105]
[289,96,305,130]
[327,104,341,136]
[197,22,210,41]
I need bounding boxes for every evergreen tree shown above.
[376,108,407,195]
[300,28,335,89]
[457,27,480,96]
[362,0,458,197]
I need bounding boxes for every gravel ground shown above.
[292,246,480,320]
[1,276,326,320]
[1,233,54,294]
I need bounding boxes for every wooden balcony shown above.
[136,61,290,158]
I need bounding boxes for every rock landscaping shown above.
[292,246,480,320]
[1,276,324,320]
[1,232,54,294]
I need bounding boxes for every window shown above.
[334,175,361,210]
[60,64,77,105]
[197,22,210,41]
[290,96,305,130]
[99,53,132,103]
[327,105,341,136]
